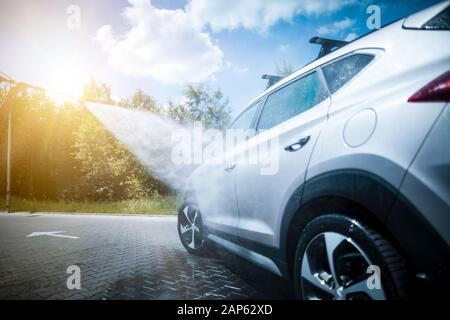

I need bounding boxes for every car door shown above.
[198,101,262,238]
[234,70,330,248]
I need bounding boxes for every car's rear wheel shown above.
[177,201,209,255]
[294,214,408,300]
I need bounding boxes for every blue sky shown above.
[0,0,440,115]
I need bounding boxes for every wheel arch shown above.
[280,169,403,278]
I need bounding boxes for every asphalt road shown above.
[0,213,292,300]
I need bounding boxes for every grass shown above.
[0,196,180,215]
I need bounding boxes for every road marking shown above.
[26,231,79,239]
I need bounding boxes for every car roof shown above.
[257,20,402,101]
[231,1,450,123]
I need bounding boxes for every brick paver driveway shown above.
[0,213,292,300]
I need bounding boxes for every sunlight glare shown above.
[46,59,88,99]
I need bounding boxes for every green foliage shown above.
[0,196,180,215]
[79,86,179,201]
[275,61,296,77]
[166,101,190,123]
[74,83,168,201]
[0,81,169,203]
[167,84,231,130]
[0,89,85,200]
[0,81,11,106]
[0,78,231,212]
[82,78,113,104]
[119,89,159,113]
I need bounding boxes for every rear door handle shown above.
[225,163,236,172]
[284,135,311,152]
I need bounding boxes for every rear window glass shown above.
[424,6,450,30]
[322,54,374,94]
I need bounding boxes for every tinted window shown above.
[257,71,327,130]
[322,54,374,94]
[424,6,450,30]
[230,100,261,130]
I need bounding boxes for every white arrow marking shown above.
[26,231,79,239]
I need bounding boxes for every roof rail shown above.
[309,36,349,59]
[261,37,349,89]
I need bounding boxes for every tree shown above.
[275,61,296,77]
[78,81,170,200]
[165,101,190,123]
[167,84,231,130]
[0,87,86,200]
[82,78,113,104]
[0,81,169,203]
[0,81,11,107]
[72,113,164,200]
[119,89,159,112]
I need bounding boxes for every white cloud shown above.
[334,17,355,30]
[344,32,358,41]
[225,61,249,73]
[187,0,357,32]
[317,17,355,36]
[95,0,358,84]
[95,0,224,84]
[317,25,331,35]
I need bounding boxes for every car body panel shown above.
[308,20,450,191]
[235,96,330,248]
[398,104,450,246]
[189,163,240,237]
[403,0,450,29]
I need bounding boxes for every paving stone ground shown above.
[0,213,292,300]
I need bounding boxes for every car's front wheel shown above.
[177,201,209,255]
[294,214,408,300]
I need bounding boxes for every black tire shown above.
[177,201,210,256]
[293,214,408,300]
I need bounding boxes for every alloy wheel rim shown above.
[179,205,204,249]
[300,231,386,300]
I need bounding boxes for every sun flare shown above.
[46,59,89,99]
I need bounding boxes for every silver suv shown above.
[178,1,450,300]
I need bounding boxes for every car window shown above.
[257,71,328,130]
[424,6,450,30]
[322,54,374,94]
[230,100,261,130]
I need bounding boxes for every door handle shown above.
[225,163,236,172]
[284,135,311,152]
